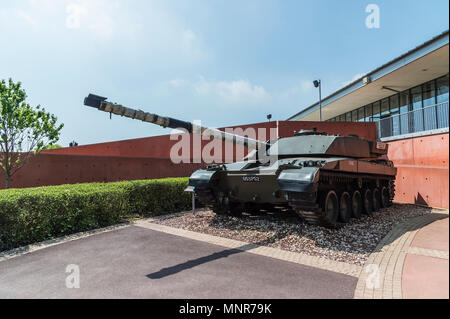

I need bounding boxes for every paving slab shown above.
[402,254,449,299]
[0,225,357,299]
[411,218,449,251]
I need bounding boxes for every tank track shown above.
[287,172,396,227]
[195,188,241,216]
[195,173,396,228]
[194,189,217,209]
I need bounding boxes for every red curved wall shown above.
[8,122,450,210]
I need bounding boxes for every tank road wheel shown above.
[372,188,381,212]
[380,186,390,208]
[322,190,339,227]
[230,204,243,217]
[351,190,363,219]
[388,180,396,206]
[212,203,228,216]
[212,198,242,217]
[362,189,373,216]
[339,192,352,223]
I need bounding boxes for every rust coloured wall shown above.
[387,132,449,209]
[7,122,449,210]
[3,121,377,189]
[1,154,204,189]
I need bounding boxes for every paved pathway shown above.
[1,208,447,299]
[0,225,356,299]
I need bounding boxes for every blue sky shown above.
[1,0,448,146]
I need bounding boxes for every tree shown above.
[0,79,64,188]
[42,144,63,150]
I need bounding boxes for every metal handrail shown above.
[378,101,449,138]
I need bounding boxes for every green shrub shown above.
[0,178,192,251]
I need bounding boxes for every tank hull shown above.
[189,156,397,227]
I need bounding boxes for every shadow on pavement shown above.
[147,233,285,279]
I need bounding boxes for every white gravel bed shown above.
[153,204,440,266]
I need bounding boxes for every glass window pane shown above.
[372,101,380,121]
[381,98,390,117]
[390,95,400,136]
[411,86,422,110]
[352,110,357,122]
[358,107,365,122]
[339,114,345,121]
[399,91,409,113]
[365,104,372,122]
[345,112,352,122]
[423,81,437,130]
[399,91,410,134]
[436,75,449,104]
[379,98,392,137]
[422,81,436,107]
[390,95,399,114]
[411,86,423,132]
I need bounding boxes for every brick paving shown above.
[354,210,448,299]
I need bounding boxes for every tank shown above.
[84,94,397,228]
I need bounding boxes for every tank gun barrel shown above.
[84,93,267,149]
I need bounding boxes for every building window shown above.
[372,101,380,122]
[436,74,449,128]
[345,111,352,122]
[423,81,436,106]
[352,110,358,122]
[314,75,448,138]
[357,107,365,122]
[364,104,372,122]
[411,85,423,132]
[399,91,410,134]
[390,94,400,136]
[423,81,437,130]
[436,74,449,103]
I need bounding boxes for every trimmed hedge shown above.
[0,178,192,251]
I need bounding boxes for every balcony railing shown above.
[378,101,449,139]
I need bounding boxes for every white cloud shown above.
[169,78,187,88]
[65,3,86,29]
[279,79,316,102]
[17,10,37,27]
[300,80,314,92]
[168,77,269,104]
[194,78,269,103]
[182,29,196,47]
[64,1,115,37]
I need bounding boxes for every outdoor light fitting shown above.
[313,79,322,121]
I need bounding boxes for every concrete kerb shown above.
[0,223,132,263]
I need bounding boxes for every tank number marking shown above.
[243,176,260,182]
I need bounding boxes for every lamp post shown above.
[313,79,322,121]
